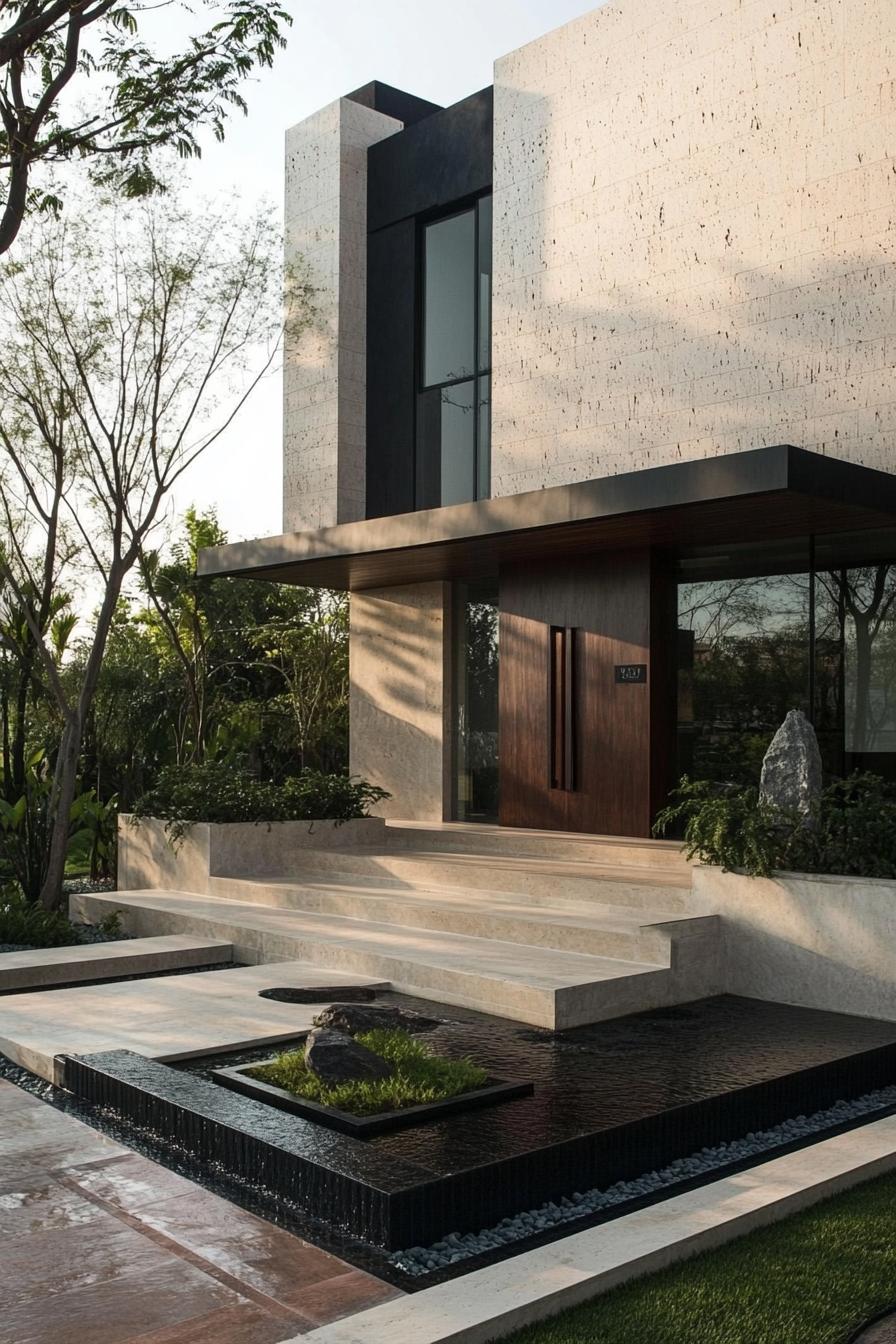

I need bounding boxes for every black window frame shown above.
[414,191,492,510]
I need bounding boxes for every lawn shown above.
[502,1171,896,1344]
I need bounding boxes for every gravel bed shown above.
[389,1083,896,1276]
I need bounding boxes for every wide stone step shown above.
[248,847,693,910]
[73,889,681,1030]
[0,934,234,992]
[206,874,697,963]
[385,821,692,872]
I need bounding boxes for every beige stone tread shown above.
[0,934,234,991]
[0,961,387,1083]
[272,848,694,899]
[386,818,688,856]
[87,890,666,990]
[232,875,693,936]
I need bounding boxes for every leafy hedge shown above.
[654,772,896,879]
[131,764,389,842]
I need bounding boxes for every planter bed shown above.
[212,1057,533,1136]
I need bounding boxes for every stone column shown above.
[349,582,450,821]
[283,98,401,533]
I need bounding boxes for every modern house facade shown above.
[203,0,896,840]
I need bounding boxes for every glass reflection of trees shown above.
[455,582,499,820]
[817,566,896,770]
[678,572,810,784]
[677,562,896,785]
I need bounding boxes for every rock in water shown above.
[313,1003,442,1036]
[759,709,822,817]
[303,1028,392,1084]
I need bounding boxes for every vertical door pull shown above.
[549,625,576,791]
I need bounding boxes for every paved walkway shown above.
[856,1313,896,1342]
[0,1079,401,1344]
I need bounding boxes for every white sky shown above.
[171,0,597,545]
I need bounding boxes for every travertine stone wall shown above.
[283,98,401,532]
[349,583,449,821]
[491,0,896,496]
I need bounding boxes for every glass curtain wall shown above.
[453,580,499,821]
[417,194,492,509]
[676,531,896,785]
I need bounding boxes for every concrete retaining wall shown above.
[118,815,387,892]
[693,865,896,1022]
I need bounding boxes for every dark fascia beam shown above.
[198,446,896,591]
[197,446,896,588]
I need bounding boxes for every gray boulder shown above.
[759,709,822,818]
[313,1002,442,1036]
[303,1027,392,1084]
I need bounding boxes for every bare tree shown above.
[0,186,310,907]
[0,0,290,253]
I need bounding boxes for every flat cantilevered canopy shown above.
[199,446,896,591]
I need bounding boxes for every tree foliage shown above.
[0,186,298,907]
[0,0,291,252]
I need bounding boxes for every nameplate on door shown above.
[615,664,647,684]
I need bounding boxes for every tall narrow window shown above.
[417,194,492,509]
[453,580,499,821]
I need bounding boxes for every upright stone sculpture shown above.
[759,710,822,818]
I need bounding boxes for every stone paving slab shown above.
[855,1313,896,1342]
[0,1079,401,1343]
[0,961,386,1082]
[0,934,234,991]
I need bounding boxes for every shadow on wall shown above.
[348,582,447,821]
[489,15,896,498]
[695,866,896,1022]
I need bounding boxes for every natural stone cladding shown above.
[283,97,400,533]
[490,0,896,497]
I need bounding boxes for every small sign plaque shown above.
[615,663,647,684]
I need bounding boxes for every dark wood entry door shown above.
[498,551,674,837]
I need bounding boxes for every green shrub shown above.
[0,886,96,949]
[0,887,73,947]
[131,763,389,843]
[655,772,896,879]
[247,1028,487,1116]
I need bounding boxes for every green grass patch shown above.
[247,1028,488,1117]
[503,1171,896,1344]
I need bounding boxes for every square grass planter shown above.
[212,1058,534,1136]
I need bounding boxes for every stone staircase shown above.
[74,823,721,1030]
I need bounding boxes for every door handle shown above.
[549,625,576,791]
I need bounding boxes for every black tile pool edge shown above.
[62,1040,896,1251]
[212,1062,534,1135]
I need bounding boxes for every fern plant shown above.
[654,777,795,877]
[654,773,896,879]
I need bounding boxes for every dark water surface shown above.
[180,992,896,1177]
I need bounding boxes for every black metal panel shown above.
[368,87,494,233]
[346,80,441,127]
[366,217,417,518]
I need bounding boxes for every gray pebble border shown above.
[389,1083,896,1276]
